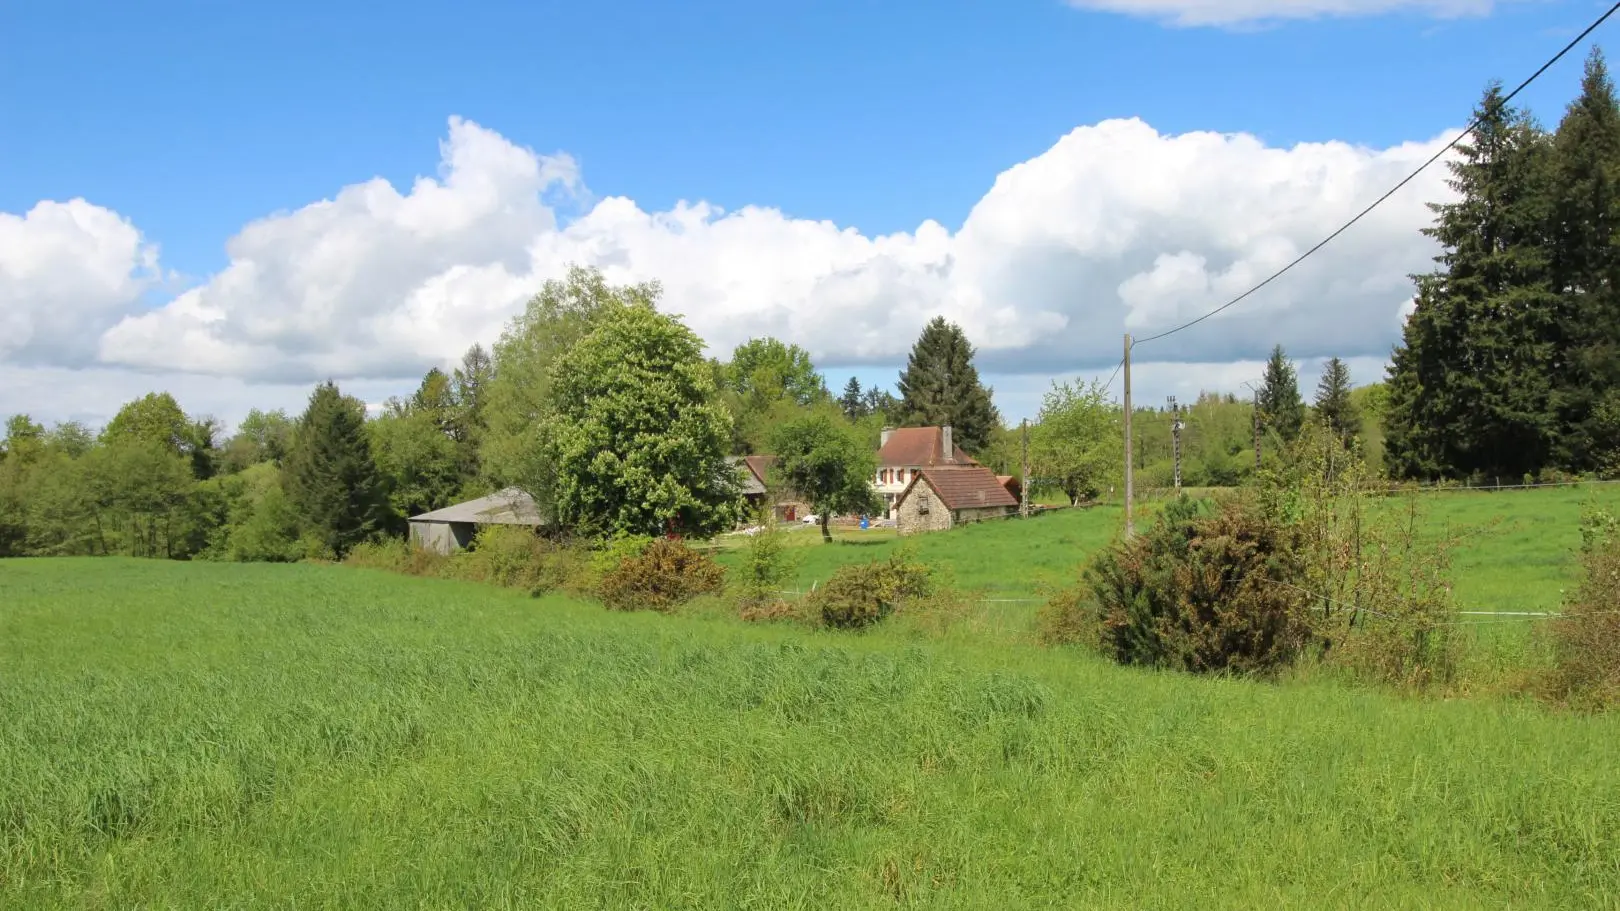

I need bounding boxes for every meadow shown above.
[4,486,1620,907]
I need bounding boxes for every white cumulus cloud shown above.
[3,113,1456,426]
[1063,0,1499,27]
[1,200,158,365]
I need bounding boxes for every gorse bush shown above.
[598,537,725,612]
[810,547,934,630]
[1545,506,1620,709]
[1079,494,1313,676]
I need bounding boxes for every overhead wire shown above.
[1128,1,1620,350]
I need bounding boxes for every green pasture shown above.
[3,557,1619,908]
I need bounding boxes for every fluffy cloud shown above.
[84,116,1450,386]
[1,200,157,365]
[1062,0,1498,27]
[3,113,1455,426]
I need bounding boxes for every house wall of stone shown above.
[895,483,955,536]
[952,506,1013,527]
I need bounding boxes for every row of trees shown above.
[0,268,1021,558]
[1386,49,1620,480]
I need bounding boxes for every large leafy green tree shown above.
[1313,357,1360,447]
[1030,379,1121,505]
[543,301,740,538]
[769,410,881,543]
[1385,83,1561,480]
[220,409,293,473]
[895,316,1000,454]
[1257,345,1305,443]
[283,382,388,558]
[101,392,219,479]
[482,266,656,500]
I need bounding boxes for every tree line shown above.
[0,269,1017,558]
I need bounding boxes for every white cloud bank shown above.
[1,114,1453,427]
[1063,0,1500,27]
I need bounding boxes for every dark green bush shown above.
[1080,494,1312,676]
[810,548,934,630]
[598,537,725,612]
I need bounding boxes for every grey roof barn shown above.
[408,488,547,554]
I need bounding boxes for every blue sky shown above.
[2,0,1616,426]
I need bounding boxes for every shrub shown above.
[734,508,798,614]
[1544,506,1620,710]
[455,525,583,596]
[1265,422,1460,690]
[598,537,725,612]
[810,547,934,630]
[1084,494,1312,676]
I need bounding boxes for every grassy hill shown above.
[4,533,1620,907]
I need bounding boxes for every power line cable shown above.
[1130,2,1620,349]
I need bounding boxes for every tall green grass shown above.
[4,558,1619,908]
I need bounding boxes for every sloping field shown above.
[3,558,1618,908]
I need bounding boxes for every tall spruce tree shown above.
[838,377,866,420]
[1551,48,1620,469]
[284,381,388,558]
[1385,83,1561,480]
[895,316,1000,453]
[1313,357,1359,446]
[1257,345,1305,442]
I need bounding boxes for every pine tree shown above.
[1257,345,1305,442]
[1551,47,1620,469]
[895,316,1001,454]
[838,377,866,420]
[283,381,389,558]
[1385,82,1561,480]
[1313,357,1359,446]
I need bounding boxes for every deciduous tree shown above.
[769,410,881,543]
[543,302,740,538]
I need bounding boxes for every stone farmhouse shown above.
[872,425,976,520]
[892,466,1019,536]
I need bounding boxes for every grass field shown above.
[5,486,1620,907]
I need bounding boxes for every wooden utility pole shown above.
[1123,334,1134,539]
[1252,389,1263,472]
[1169,396,1182,494]
[1020,418,1031,519]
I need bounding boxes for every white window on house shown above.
[918,491,930,514]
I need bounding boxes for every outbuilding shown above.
[893,466,1019,536]
[408,488,547,555]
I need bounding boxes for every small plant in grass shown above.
[1544,505,1620,709]
[810,545,934,630]
[734,505,799,621]
[598,537,725,612]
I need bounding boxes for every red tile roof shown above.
[901,466,1019,511]
[742,454,775,486]
[876,427,975,468]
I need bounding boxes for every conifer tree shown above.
[839,377,866,420]
[1257,345,1305,443]
[1385,83,1561,480]
[283,381,388,558]
[1313,357,1359,446]
[895,316,1000,454]
[1551,48,1620,469]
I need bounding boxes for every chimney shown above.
[941,424,953,462]
[880,427,894,448]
